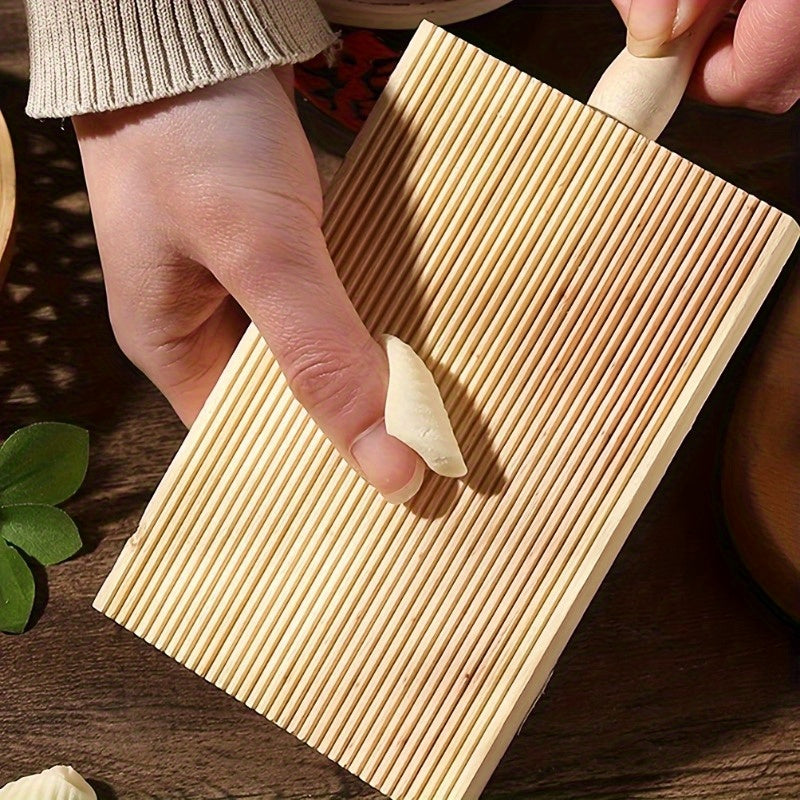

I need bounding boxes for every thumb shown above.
[613,0,730,56]
[211,210,425,505]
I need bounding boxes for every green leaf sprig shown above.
[0,423,89,633]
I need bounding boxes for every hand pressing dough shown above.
[0,765,96,800]
[382,334,467,478]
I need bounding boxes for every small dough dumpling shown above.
[382,334,467,478]
[0,765,96,800]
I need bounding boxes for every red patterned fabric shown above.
[294,29,402,132]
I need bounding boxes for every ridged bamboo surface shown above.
[95,22,799,800]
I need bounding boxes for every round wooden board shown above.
[0,108,15,287]
[318,0,513,28]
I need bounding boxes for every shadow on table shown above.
[0,72,167,548]
[0,75,128,424]
[88,779,118,800]
[24,559,48,629]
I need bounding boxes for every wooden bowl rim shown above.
[317,0,514,28]
[0,108,15,281]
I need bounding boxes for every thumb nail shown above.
[351,419,426,504]
[627,0,679,51]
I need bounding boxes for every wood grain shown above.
[96,20,798,800]
[1,2,799,799]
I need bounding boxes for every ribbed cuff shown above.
[25,0,336,118]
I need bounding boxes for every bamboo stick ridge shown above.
[95,22,799,800]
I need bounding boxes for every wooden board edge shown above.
[92,325,263,611]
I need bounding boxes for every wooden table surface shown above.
[1,2,798,798]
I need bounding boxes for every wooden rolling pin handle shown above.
[588,0,732,140]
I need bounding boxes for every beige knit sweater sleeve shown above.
[25,0,336,118]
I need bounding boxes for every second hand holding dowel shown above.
[589,0,733,139]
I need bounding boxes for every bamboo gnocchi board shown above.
[95,22,799,800]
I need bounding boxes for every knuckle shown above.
[283,340,367,418]
[105,308,142,366]
[109,325,154,380]
[214,204,325,285]
[110,328,139,365]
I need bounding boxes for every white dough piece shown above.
[382,334,467,478]
[0,765,96,800]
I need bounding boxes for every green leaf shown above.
[0,539,35,634]
[0,504,82,565]
[0,423,89,506]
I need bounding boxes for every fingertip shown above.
[382,459,427,505]
[351,419,426,504]
[625,0,678,54]
[624,0,730,58]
